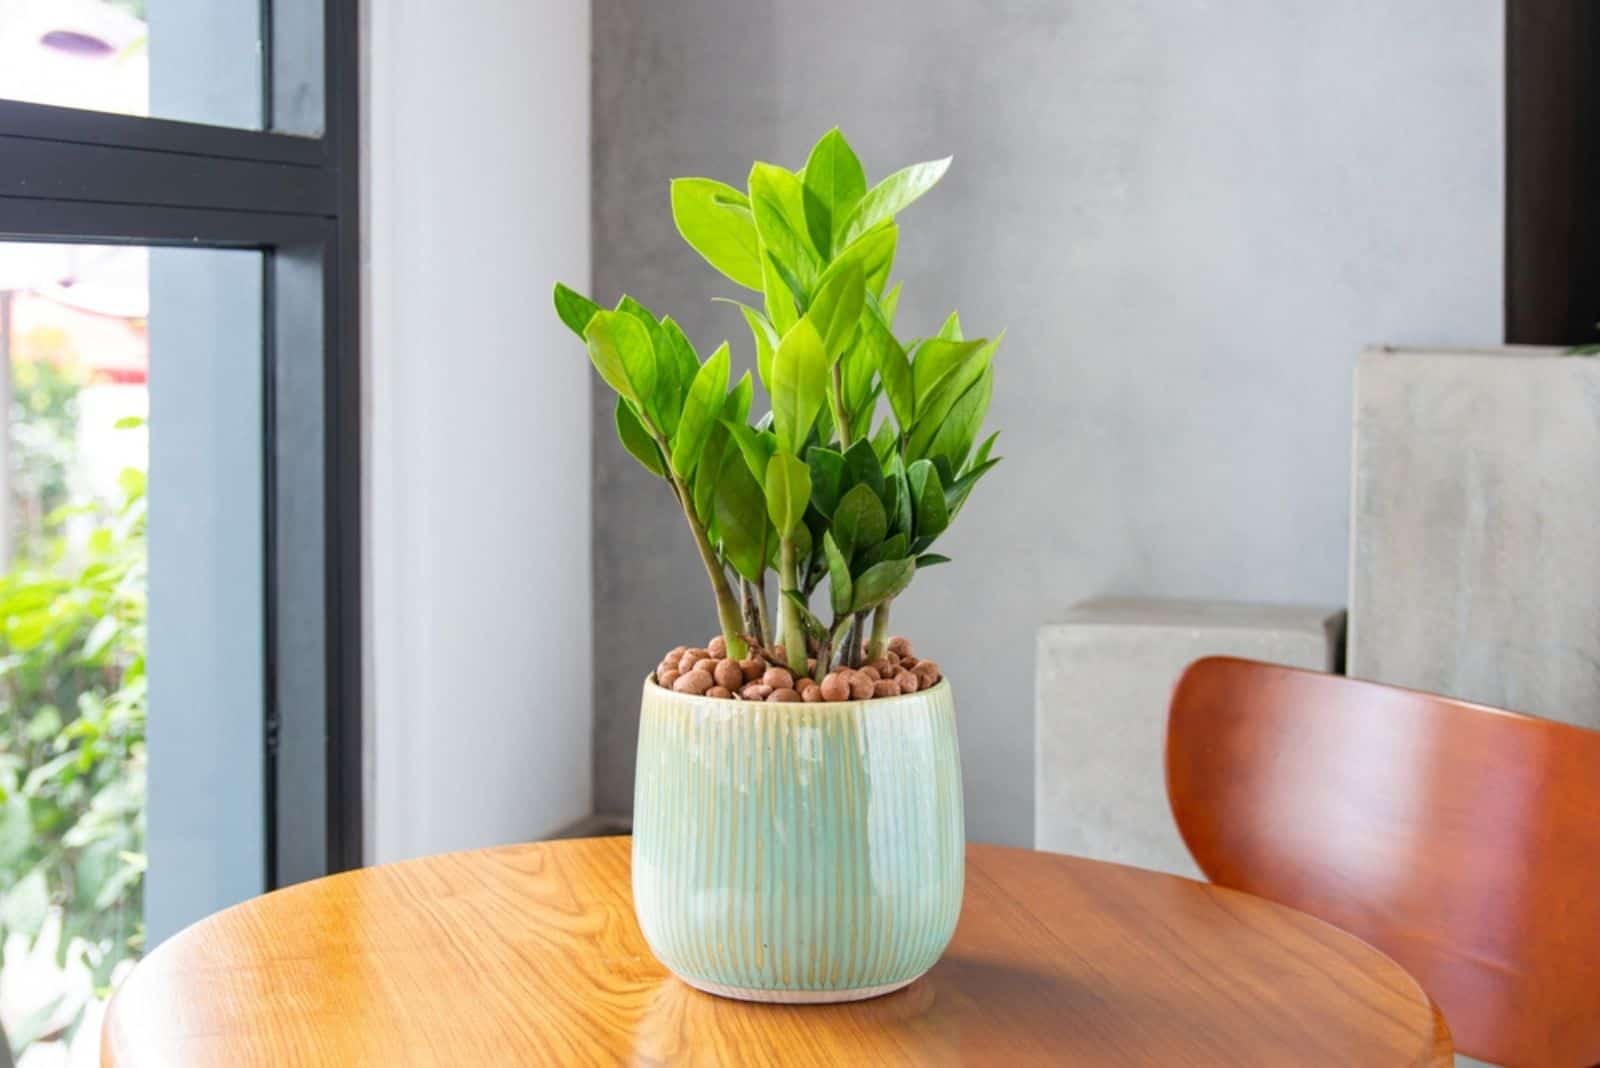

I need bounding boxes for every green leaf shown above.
[911,337,988,412]
[882,281,903,326]
[850,557,916,612]
[805,446,846,517]
[765,450,812,536]
[946,455,1000,517]
[719,299,780,391]
[694,422,731,526]
[749,162,818,300]
[833,222,898,295]
[553,283,601,340]
[823,531,853,616]
[831,482,887,561]
[724,420,777,483]
[862,301,913,428]
[910,332,1001,461]
[724,369,754,423]
[769,317,829,454]
[670,342,730,478]
[860,532,908,570]
[869,419,899,463]
[808,259,866,363]
[670,177,764,289]
[915,553,952,568]
[907,459,950,541]
[614,397,665,477]
[926,365,993,473]
[583,309,657,408]
[970,430,1000,470]
[837,156,952,247]
[715,447,770,582]
[936,310,963,341]
[762,249,799,334]
[659,317,704,400]
[619,296,681,432]
[802,128,867,259]
[840,438,885,499]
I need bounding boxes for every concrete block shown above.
[1035,599,1344,876]
[1350,347,1600,728]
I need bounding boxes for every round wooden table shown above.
[103,837,1450,1066]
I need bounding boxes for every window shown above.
[0,4,358,1061]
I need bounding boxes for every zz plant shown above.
[554,129,1000,692]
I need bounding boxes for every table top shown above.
[103,836,1450,1066]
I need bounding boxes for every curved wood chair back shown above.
[1166,656,1600,1067]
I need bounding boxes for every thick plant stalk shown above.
[866,600,892,662]
[843,612,867,669]
[755,583,771,649]
[655,434,748,660]
[778,538,810,679]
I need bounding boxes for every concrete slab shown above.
[1035,598,1344,876]
[1350,347,1600,728]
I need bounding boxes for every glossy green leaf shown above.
[840,439,885,499]
[915,553,951,569]
[619,297,680,432]
[860,299,913,429]
[659,317,704,405]
[850,557,916,613]
[970,430,1000,470]
[936,310,963,341]
[911,337,987,412]
[670,342,730,478]
[614,397,665,477]
[761,250,799,334]
[724,420,777,483]
[764,450,811,536]
[769,317,829,454]
[553,283,601,340]
[694,421,731,525]
[831,482,887,561]
[670,178,764,290]
[749,163,818,300]
[926,365,993,474]
[801,128,867,258]
[715,446,770,582]
[859,532,908,570]
[946,454,1000,517]
[724,369,753,423]
[805,446,846,517]
[833,222,897,295]
[808,259,865,363]
[907,459,949,541]
[583,309,657,408]
[909,332,1001,461]
[823,531,853,616]
[837,156,951,247]
[869,419,899,463]
[716,299,779,390]
[881,281,903,326]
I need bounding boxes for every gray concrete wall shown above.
[591,0,1503,843]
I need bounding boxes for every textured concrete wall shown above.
[1350,348,1600,725]
[591,1,1503,842]
[1036,600,1344,876]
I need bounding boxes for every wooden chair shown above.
[1166,656,1600,1067]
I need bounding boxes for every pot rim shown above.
[644,674,950,712]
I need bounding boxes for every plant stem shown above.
[843,612,866,669]
[778,538,809,680]
[755,582,771,649]
[740,576,768,649]
[829,363,852,447]
[866,600,892,662]
[655,434,748,660]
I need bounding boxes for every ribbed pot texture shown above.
[632,677,964,1003]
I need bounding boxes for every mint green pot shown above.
[632,676,964,1003]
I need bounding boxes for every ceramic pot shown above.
[631,676,964,1003]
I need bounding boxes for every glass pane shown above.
[0,241,265,1061]
[0,0,270,129]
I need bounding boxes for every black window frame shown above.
[0,2,363,885]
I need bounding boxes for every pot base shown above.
[676,972,925,1004]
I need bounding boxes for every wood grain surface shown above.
[102,837,1450,1066]
[1168,656,1600,1067]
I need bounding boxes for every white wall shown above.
[364,0,591,862]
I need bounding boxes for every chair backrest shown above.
[1166,656,1600,1068]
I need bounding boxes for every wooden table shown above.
[103,837,1451,1066]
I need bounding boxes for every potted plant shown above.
[554,129,1001,1003]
